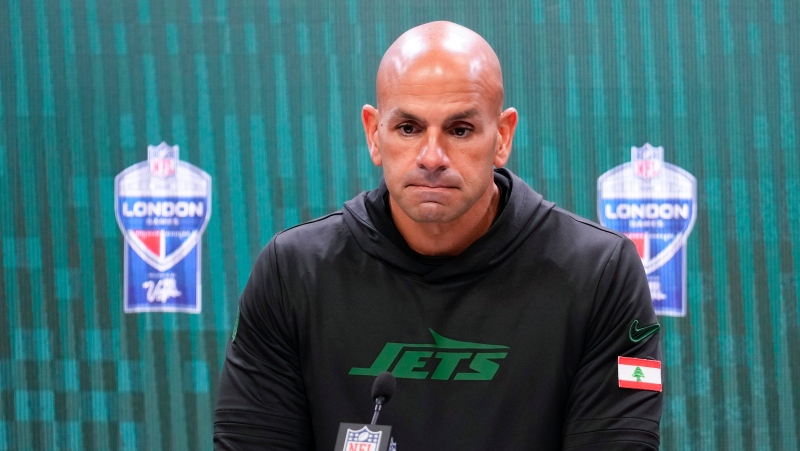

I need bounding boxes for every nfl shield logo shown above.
[149,142,178,179]
[343,426,382,451]
[632,143,663,180]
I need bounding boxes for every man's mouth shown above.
[410,184,452,189]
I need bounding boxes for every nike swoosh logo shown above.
[629,319,660,343]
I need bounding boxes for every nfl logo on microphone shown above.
[335,423,392,451]
[344,426,382,451]
[115,143,212,313]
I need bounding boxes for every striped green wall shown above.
[1,0,798,449]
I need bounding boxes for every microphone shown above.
[334,372,397,451]
[370,372,396,425]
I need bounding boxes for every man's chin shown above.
[406,203,459,224]
[389,193,462,224]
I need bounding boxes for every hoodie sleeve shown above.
[561,237,663,450]
[214,239,314,450]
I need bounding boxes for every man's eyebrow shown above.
[386,109,424,123]
[445,109,480,122]
[385,108,481,123]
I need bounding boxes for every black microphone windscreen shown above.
[371,372,397,404]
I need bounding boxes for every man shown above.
[215,21,662,450]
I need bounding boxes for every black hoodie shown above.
[215,169,662,450]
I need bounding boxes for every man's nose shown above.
[416,130,449,172]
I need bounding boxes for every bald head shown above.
[376,21,505,112]
[361,21,518,253]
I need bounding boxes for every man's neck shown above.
[390,182,500,257]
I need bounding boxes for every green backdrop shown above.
[1,0,798,449]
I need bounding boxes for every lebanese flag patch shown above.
[618,356,662,392]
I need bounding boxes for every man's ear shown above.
[494,107,518,168]
[362,105,382,167]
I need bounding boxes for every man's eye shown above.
[398,124,417,134]
[452,127,471,137]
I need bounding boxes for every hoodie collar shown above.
[342,168,552,283]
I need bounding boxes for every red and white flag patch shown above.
[618,356,662,392]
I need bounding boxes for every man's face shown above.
[363,54,516,225]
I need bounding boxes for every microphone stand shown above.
[371,396,386,425]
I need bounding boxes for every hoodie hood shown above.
[342,168,554,284]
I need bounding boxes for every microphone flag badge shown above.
[598,144,697,316]
[114,143,212,313]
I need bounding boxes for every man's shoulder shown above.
[550,205,626,244]
[272,210,350,253]
[533,204,631,265]
[247,210,356,282]
[503,170,625,251]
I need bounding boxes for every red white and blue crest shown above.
[598,145,696,316]
[115,144,211,313]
